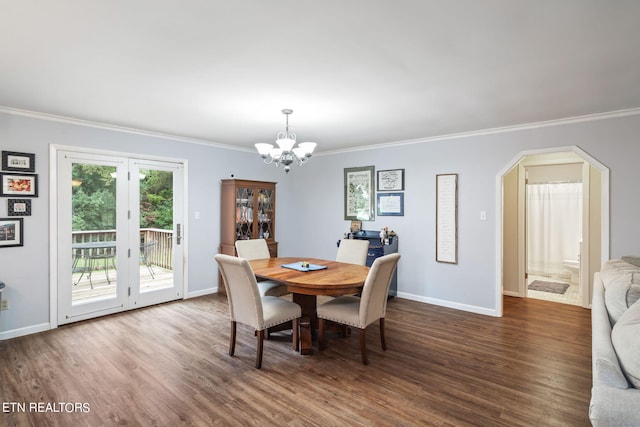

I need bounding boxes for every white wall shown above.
[1,109,640,338]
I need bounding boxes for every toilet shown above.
[562,260,580,284]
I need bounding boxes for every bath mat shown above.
[527,280,570,295]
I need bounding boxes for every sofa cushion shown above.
[612,300,640,388]
[601,259,640,283]
[603,271,640,325]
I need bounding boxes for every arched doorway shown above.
[495,146,610,316]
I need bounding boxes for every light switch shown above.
[194,211,201,219]
[480,211,487,220]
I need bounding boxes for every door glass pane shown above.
[71,163,117,304]
[139,168,174,293]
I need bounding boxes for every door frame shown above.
[49,144,189,329]
[519,157,588,305]
[495,145,609,316]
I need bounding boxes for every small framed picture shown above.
[0,173,38,197]
[350,220,362,232]
[377,192,404,216]
[377,169,405,191]
[8,199,32,216]
[0,218,24,248]
[2,151,35,173]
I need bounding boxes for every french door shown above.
[57,150,185,324]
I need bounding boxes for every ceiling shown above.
[2,1,640,153]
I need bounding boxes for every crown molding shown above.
[0,105,253,153]
[318,107,640,156]
[2,105,639,157]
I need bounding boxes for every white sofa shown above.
[589,257,640,426]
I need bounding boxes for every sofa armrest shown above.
[590,385,640,426]
[592,273,629,388]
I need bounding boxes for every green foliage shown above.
[72,165,173,231]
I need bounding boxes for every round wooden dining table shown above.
[248,257,370,355]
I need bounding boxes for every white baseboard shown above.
[0,322,51,341]
[186,287,218,299]
[396,292,499,317]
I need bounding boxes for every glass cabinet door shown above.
[235,187,254,240]
[257,188,274,239]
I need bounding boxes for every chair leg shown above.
[256,329,265,369]
[380,318,386,351]
[292,318,300,352]
[229,321,236,356]
[359,328,369,365]
[318,318,326,350]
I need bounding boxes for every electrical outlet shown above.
[0,299,8,311]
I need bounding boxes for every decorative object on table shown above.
[2,151,35,173]
[7,199,32,216]
[344,165,375,221]
[350,220,362,233]
[436,173,458,264]
[377,168,404,191]
[379,227,396,245]
[377,192,404,216]
[0,173,38,197]
[254,109,317,174]
[281,261,328,272]
[0,217,24,248]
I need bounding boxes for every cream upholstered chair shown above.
[336,238,370,265]
[215,254,301,368]
[317,253,400,365]
[235,239,289,297]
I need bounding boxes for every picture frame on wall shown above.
[8,199,32,216]
[377,192,404,216]
[344,166,375,221]
[2,151,36,173]
[0,173,38,197]
[436,173,458,264]
[0,217,24,248]
[377,168,405,191]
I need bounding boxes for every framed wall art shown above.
[377,192,404,216]
[2,151,35,173]
[8,199,32,216]
[344,166,375,221]
[0,217,24,248]
[377,168,404,191]
[436,173,458,264]
[0,173,38,197]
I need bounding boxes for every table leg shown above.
[293,293,316,355]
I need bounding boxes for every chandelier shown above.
[255,109,317,173]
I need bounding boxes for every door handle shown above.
[176,224,182,245]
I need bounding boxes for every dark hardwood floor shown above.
[0,295,592,426]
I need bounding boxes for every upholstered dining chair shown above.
[317,253,401,365]
[235,239,289,297]
[214,254,301,369]
[336,238,370,266]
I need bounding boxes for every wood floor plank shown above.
[0,295,592,426]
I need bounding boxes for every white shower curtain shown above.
[527,183,582,279]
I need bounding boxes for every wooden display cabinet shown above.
[219,179,278,293]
